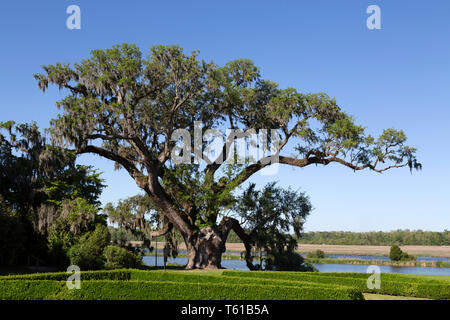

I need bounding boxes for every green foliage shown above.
[297,230,449,246]
[104,194,179,257]
[43,166,104,207]
[0,197,26,265]
[103,246,141,269]
[0,270,363,300]
[0,122,105,266]
[307,250,326,259]
[0,280,65,300]
[389,245,403,261]
[0,269,132,281]
[235,182,312,270]
[390,245,415,261]
[68,224,111,270]
[47,198,104,264]
[8,280,357,300]
[34,43,420,269]
[4,269,449,300]
[223,271,450,300]
[265,251,316,272]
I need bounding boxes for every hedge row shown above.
[0,269,359,294]
[129,270,332,288]
[222,271,450,300]
[0,269,132,281]
[130,270,365,297]
[0,280,65,300]
[0,279,363,300]
[0,269,348,290]
[290,272,449,285]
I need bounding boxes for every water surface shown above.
[142,256,450,275]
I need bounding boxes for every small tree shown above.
[307,249,326,259]
[234,182,313,271]
[389,245,415,261]
[68,224,111,270]
[103,245,141,269]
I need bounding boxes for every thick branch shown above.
[220,217,257,271]
[77,145,148,188]
[147,221,173,237]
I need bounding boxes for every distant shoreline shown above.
[139,242,450,258]
[294,244,450,258]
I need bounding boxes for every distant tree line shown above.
[296,230,449,246]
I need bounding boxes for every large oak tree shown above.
[35,44,420,269]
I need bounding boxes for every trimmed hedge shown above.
[0,270,363,300]
[289,272,450,284]
[0,279,362,300]
[0,280,66,300]
[0,269,131,281]
[1,269,355,292]
[222,271,450,300]
[61,280,362,300]
[6,269,448,300]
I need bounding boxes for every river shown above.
[142,256,450,276]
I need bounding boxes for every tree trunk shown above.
[185,226,225,269]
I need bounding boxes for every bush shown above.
[68,224,110,270]
[389,245,415,261]
[307,249,326,259]
[265,251,316,271]
[103,246,141,269]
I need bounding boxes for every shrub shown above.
[68,224,110,270]
[103,246,141,269]
[307,249,326,259]
[266,251,316,271]
[389,245,415,261]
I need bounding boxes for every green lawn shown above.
[363,293,429,300]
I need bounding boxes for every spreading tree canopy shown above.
[35,43,421,269]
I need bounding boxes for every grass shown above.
[363,293,429,300]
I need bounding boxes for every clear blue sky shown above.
[1,1,449,232]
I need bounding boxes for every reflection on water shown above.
[142,256,450,275]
